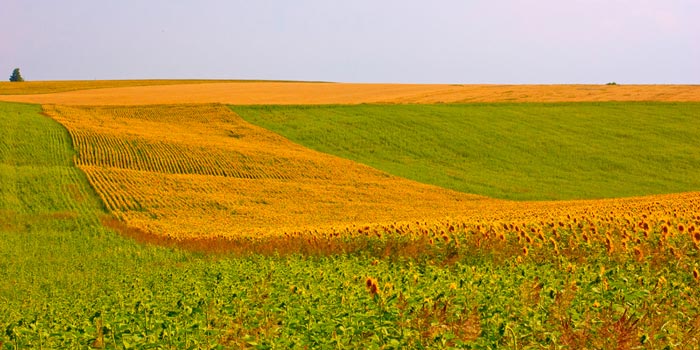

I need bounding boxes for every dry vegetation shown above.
[45,104,488,240]
[0,79,239,95]
[44,103,700,262]
[0,79,307,95]
[2,82,699,105]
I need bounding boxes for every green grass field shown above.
[2,101,700,348]
[234,102,700,200]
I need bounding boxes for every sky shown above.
[1,0,698,84]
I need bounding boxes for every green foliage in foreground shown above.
[234,102,700,200]
[1,101,699,349]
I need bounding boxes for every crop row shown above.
[70,130,291,180]
[41,103,700,264]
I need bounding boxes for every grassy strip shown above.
[234,102,700,200]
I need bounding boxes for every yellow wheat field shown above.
[44,103,700,252]
[45,104,490,238]
[0,79,262,95]
[3,82,699,105]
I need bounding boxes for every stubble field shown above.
[1,81,700,105]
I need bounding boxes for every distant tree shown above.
[9,68,24,82]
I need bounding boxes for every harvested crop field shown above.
[43,103,700,247]
[44,104,489,239]
[1,82,699,105]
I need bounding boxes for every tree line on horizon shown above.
[9,68,24,82]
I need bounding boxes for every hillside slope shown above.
[44,102,700,242]
[235,103,700,200]
[44,103,489,239]
[6,100,700,348]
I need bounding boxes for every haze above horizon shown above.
[2,0,698,84]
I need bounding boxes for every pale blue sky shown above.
[2,0,698,83]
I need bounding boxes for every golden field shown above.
[44,102,700,263]
[45,104,487,238]
[0,79,245,95]
[0,81,698,105]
